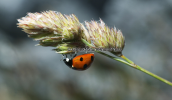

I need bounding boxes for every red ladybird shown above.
[63,53,94,70]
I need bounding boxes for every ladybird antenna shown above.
[60,54,64,61]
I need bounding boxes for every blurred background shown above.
[0,0,172,100]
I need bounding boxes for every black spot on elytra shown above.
[91,56,94,61]
[83,64,88,69]
[80,57,83,61]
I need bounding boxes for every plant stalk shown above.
[82,39,172,86]
[101,51,172,86]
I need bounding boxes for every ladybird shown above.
[63,53,94,70]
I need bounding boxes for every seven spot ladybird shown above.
[63,53,94,70]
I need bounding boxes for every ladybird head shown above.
[63,58,73,68]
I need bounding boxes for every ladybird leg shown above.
[73,54,77,57]
[85,47,88,53]
[70,53,72,57]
